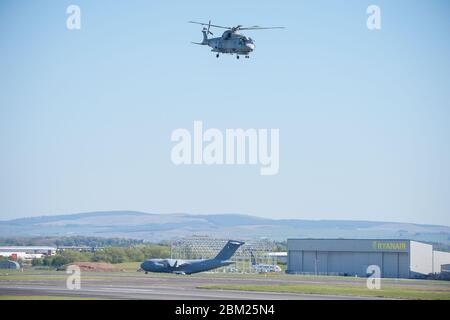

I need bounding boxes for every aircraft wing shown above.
[176,261,190,268]
[167,259,190,268]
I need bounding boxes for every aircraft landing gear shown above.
[236,55,240,59]
[245,55,250,59]
[216,53,219,58]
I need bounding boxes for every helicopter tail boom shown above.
[201,29,209,44]
[191,29,209,46]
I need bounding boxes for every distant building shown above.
[287,239,450,279]
[441,264,450,274]
[0,260,20,270]
[0,246,56,261]
[433,251,450,274]
[267,252,287,264]
[57,246,103,253]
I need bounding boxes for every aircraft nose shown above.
[141,261,153,271]
[246,43,255,51]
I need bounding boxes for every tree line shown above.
[31,245,170,267]
[0,236,147,247]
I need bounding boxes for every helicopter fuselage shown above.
[206,31,255,56]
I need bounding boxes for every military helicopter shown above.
[189,20,285,59]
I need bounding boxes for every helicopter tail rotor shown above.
[201,27,213,36]
[207,20,213,36]
[196,20,213,45]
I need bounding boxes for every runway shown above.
[0,284,370,300]
[0,271,397,300]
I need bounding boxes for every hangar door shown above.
[288,250,303,272]
[302,251,328,274]
[382,253,399,278]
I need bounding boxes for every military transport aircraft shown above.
[140,240,245,275]
[189,20,285,59]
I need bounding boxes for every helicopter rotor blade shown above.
[188,21,231,30]
[239,26,286,30]
[189,21,285,32]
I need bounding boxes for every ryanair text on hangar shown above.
[372,241,407,251]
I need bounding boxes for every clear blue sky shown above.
[1,0,449,225]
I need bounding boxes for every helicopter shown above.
[189,21,285,59]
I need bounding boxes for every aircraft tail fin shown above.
[215,240,245,261]
[250,250,257,266]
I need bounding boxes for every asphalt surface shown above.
[0,272,400,300]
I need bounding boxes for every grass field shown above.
[0,271,113,282]
[199,283,450,300]
[2,268,450,300]
[114,262,141,272]
[0,296,98,300]
[2,268,449,283]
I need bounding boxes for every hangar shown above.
[0,260,20,270]
[287,239,450,279]
[0,246,56,260]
